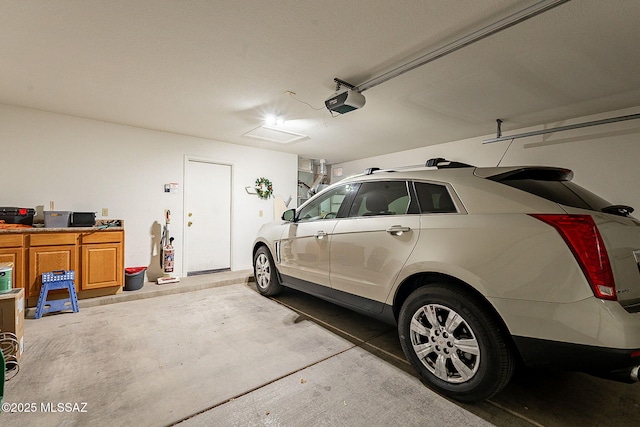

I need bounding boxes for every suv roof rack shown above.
[361,158,474,176]
[425,158,474,168]
[364,167,380,175]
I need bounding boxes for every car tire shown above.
[398,284,515,402]
[253,246,283,296]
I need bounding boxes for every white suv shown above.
[252,158,640,402]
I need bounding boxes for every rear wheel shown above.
[398,285,514,402]
[253,246,283,296]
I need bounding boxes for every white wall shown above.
[0,105,298,275]
[333,107,640,213]
[4,105,639,276]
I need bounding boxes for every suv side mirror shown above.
[282,209,296,222]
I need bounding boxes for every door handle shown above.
[188,221,193,227]
[386,225,411,236]
[315,231,327,240]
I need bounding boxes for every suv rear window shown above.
[490,168,612,212]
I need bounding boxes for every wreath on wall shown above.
[255,177,273,200]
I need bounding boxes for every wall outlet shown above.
[259,210,263,217]
[102,208,109,216]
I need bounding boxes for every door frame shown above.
[182,155,234,275]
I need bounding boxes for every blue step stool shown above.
[34,270,79,319]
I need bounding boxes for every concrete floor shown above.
[270,284,640,427]
[2,271,639,426]
[2,272,490,427]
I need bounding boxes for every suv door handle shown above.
[386,225,411,236]
[315,231,327,240]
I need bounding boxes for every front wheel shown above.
[253,246,283,296]
[398,285,515,402]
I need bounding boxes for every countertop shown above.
[0,226,124,234]
[0,220,124,234]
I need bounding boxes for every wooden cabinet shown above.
[0,234,25,290]
[80,231,124,290]
[28,233,78,299]
[0,229,125,306]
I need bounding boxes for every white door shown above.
[185,160,232,275]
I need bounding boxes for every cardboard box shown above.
[0,287,25,362]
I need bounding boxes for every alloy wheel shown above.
[255,253,271,290]
[409,303,480,383]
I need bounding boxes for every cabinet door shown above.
[0,247,25,290]
[28,245,78,298]
[81,242,123,290]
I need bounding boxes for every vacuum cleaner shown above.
[158,209,180,285]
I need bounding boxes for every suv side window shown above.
[414,182,457,213]
[347,181,410,217]
[297,184,356,222]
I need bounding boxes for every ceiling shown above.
[1,0,639,164]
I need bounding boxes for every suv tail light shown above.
[530,214,616,300]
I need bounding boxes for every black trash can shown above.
[124,267,146,291]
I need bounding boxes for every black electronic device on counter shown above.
[70,212,96,227]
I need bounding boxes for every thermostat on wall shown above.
[164,183,179,194]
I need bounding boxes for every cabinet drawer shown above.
[0,234,24,248]
[81,231,123,244]
[29,233,77,246]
